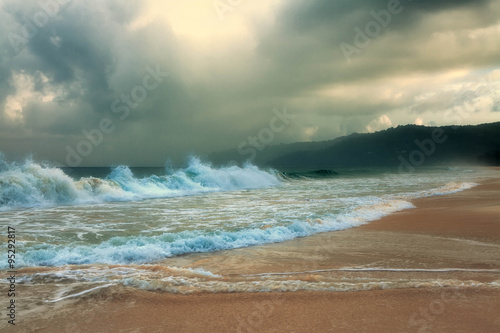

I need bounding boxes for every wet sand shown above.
[24,287,500,333]
[12,176,500,332]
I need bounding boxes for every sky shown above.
[0,0,499,166]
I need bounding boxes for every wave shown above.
[17,265,500,296]
[120,277,500,294]
[278,169,339,180]
[0,154,281,210]
[9,198,415,268]
[413,181,477,197]
[10,181,477,268]
[0,152,481,268]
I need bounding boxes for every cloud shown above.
[0,0,499,166]
[366,114,393,132]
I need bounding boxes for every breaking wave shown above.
[0,154,280,210]
[11,198,414,268]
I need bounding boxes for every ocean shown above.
[0,155,496,304]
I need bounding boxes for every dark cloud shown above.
[0,0,499,166]
[257,0,498,82]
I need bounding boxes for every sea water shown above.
[0,154,497,302]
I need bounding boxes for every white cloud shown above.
[4,72,34,122]
[302,126,319,141]
[414,117,424,125]
[366,114,392,132]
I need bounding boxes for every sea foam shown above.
[10,198,415,268]
[0,154,280,210]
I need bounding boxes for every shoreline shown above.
[11,176,500,332]
[161,177,500,276]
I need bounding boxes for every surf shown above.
[0,154,281,210]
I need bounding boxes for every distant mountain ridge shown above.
[209,122,500,169]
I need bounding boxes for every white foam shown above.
[409,182,478,199]
[118,277,500,294]
[44,283,116,303]
[243,268,500,277]
[10,197,416,268]
[0,155,280,210]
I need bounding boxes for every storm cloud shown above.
[0,0,499,166]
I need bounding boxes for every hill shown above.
[209,122,500,169]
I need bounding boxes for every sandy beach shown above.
[14,175,500,333]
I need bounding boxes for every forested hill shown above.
[209,122,500,169]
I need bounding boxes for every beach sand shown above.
[14,176,500,333]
